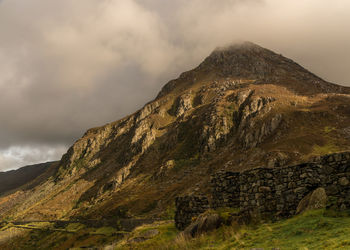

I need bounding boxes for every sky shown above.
[0,0,350,171]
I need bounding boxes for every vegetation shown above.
[0,223,123,249]
[173,156,200,172]
[90,227,118,236]
[116,209,350,249]
[312,142,341,156]
[66,223,85,232]
[324,126,336,133]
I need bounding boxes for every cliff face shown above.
[1,42,350,221]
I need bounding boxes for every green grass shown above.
[90,227,117,236]
[162,205,176,220]
[115,222,178,249]
[66,223,85,232]
[215,207,240,223]
[324,126,336,133]
[116,209,350,249]
[311,143,340,155]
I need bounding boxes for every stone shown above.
[175,196,209,230]
[326,185,338,195]
[339,177,349,186]
[258,186,271,192]
[190,152,350,225]
[296,187,328,214]
[300,173,308,178]
[294,187,307,194]
[175,92,193,117]
[265,173,273,179]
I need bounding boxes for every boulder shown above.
[183,211,222,238]
[296,187,327,214]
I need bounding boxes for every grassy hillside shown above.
[1,209,349,249]
[116,209,350,249]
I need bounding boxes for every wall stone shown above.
[210,152,350,217]
[175,196,209,230]
[210,171,240,209]
[239,167,276,217]
[175,151,350,229]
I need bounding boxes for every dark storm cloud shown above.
[0,0,350,170]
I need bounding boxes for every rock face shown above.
[1,42,350,223]
[296,187,328,214]
[175,93,193,117]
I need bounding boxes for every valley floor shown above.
[1,209,350,249]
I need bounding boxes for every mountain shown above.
[1,42,350,224]
[0,162,56,196]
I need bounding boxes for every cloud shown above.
[0,0,350,170]
[0,145,66,171]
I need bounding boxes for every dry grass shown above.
[115,209,350,250]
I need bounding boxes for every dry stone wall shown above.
[210,171,240,209]
[175,152,350,229]
[175,196,209,230]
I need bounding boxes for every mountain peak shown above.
[158,42,348,99]
[199,41,297,79]
[213,41,266,53]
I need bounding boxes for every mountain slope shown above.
[0,162,55,196]
[1,42,350,222]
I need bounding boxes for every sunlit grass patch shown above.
[66,223,85,232]
[115,222,177,249]
[324,126,336,133]
[312,143,340,155]
[90,227,117,236]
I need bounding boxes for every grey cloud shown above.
[0,0,349,170]
[0,145,67,171]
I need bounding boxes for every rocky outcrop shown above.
[233,90,279,148]
[174,92,193,117]
[200,110,232,152]
[240,113,282,148]
[198,87,278,152]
